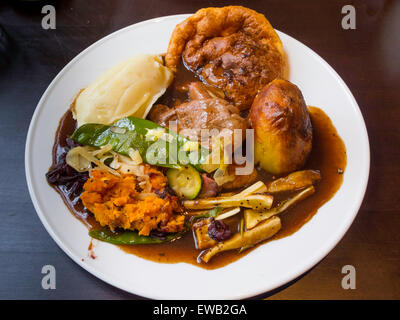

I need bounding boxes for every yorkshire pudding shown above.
[250,79,312,175]
[165,6,286,110]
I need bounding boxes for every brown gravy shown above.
[50,106,346,270]
[120,106,347,269]
[49,61,347,270]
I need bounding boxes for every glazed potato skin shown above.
[249,79,312,175]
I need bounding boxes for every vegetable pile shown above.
[46,113,322,264]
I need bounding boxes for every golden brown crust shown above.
[249,79,312,174]
[221,166,258,191]
[165,6,286,110]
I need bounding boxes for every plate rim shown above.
[25,14,370,299]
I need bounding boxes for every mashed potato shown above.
[73,54,173,126]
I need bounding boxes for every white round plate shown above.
[25,14,370,299]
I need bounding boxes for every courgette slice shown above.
[167,165,202,200]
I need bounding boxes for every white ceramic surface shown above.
[25,14,370,299]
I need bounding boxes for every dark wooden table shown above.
[0,0,398,299]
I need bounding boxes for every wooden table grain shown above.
[0,0,398,299]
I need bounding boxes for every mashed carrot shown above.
[81,169,185,236]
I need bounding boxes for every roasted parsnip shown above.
[183,194,273,211]
[265,170,320,193]
[215,207,241,220]
[245,186,315,229]
[220,181,267,198]
[233,181,268,197]
[201,216,282,263]
[192,218,217,250]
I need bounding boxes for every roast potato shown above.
[249,79,312,175]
